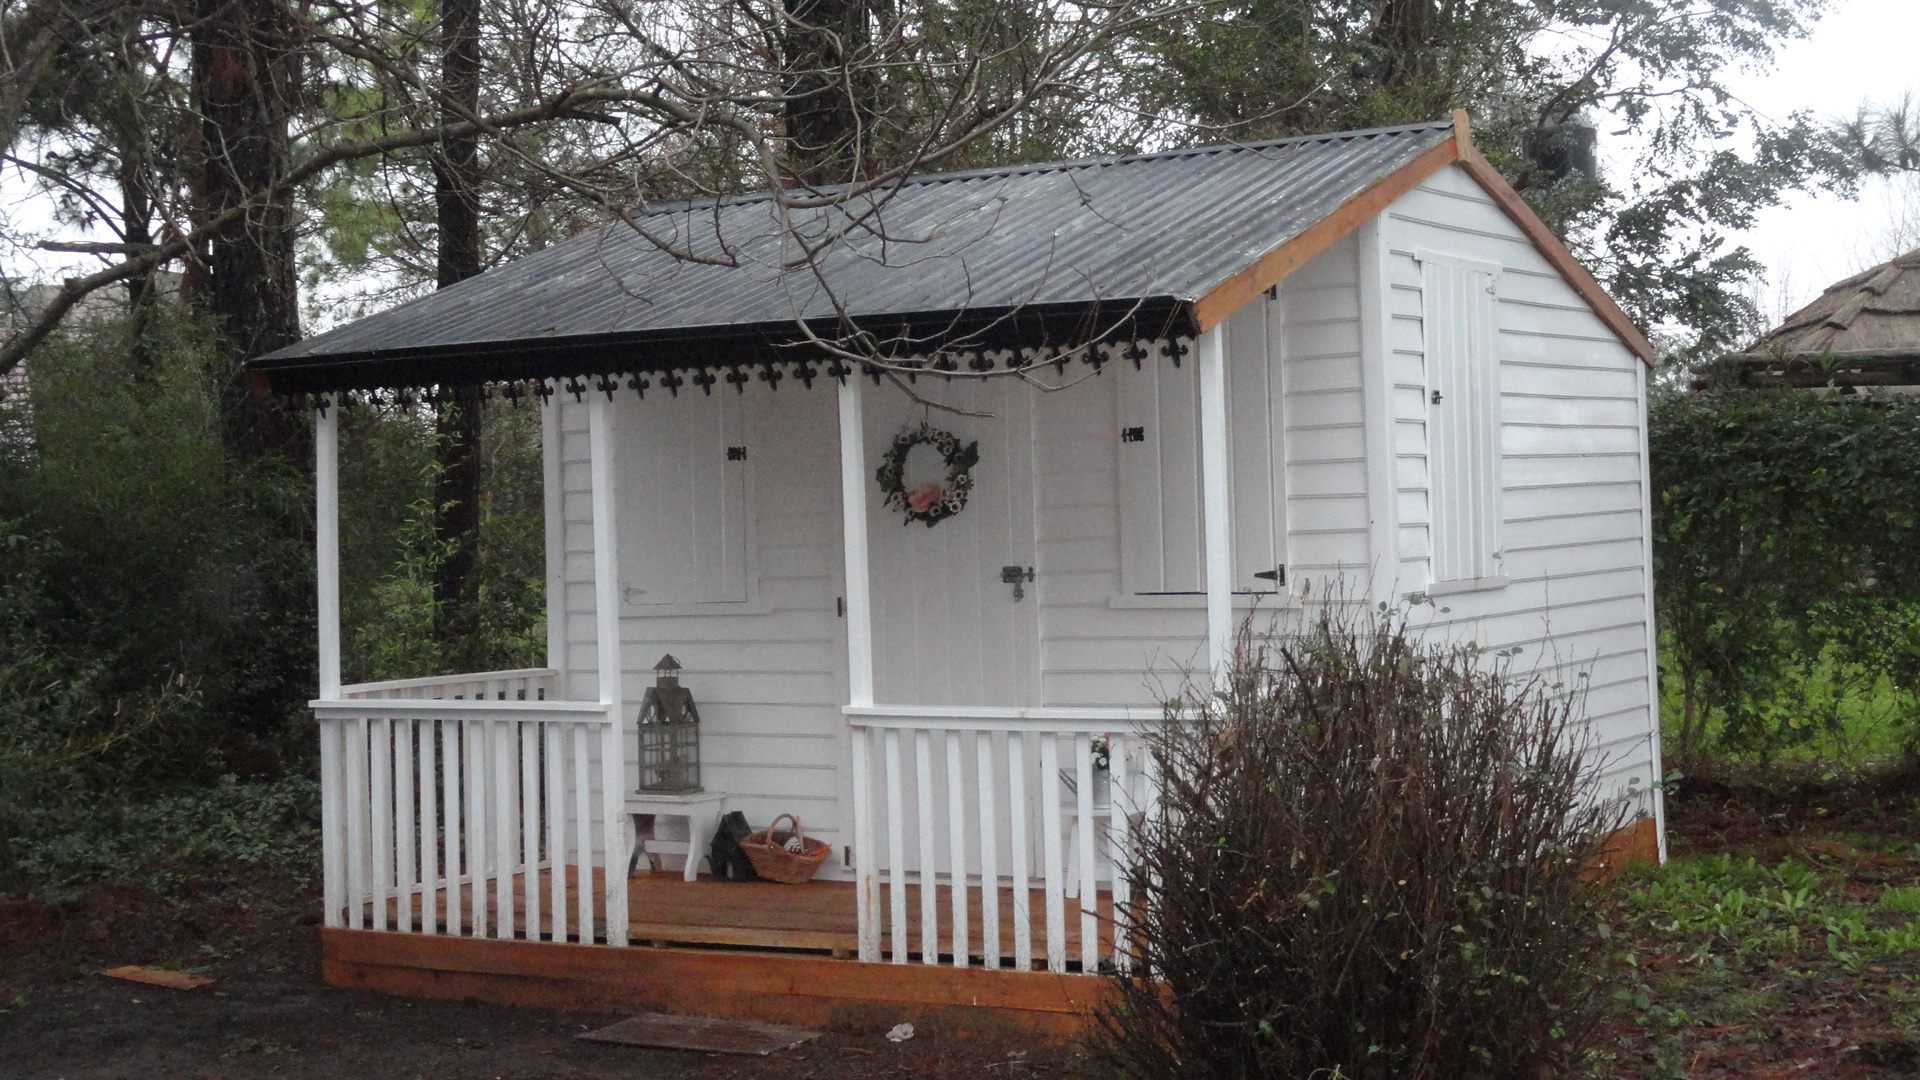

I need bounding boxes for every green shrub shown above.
[1097,605,1627,1079]
[1651,390,1920,765]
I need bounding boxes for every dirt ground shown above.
[0,877,1085,1079]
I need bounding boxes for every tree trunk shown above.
[782,0,871,186]
[192,0,301,454]
[190,0,311,727]
[431,0,485,655]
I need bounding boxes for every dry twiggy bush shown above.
[1097,603,1629,1079]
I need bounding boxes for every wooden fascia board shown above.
[1451,146,1656,367]
[1190,136,1460,333]
[1192,109,1656,370]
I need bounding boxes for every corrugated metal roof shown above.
[253,120,1455,391]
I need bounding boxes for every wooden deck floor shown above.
[377,868,1113,967]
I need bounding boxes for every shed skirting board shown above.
[318,929,1117,1039]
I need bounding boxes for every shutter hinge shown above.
[1120,425,1146,443]
[837,596,845,618]
[1431,390,1443,405]
[726,445,748,461]
[1254,565,1286,586]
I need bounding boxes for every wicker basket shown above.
[739,813,832,884]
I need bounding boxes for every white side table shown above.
[623,790,728,882]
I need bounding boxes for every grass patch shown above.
[1607,781,1920,1078]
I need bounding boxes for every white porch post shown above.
[838,375,882,961]
[1197,328,1235,677]
[315,401,343,930]
[588,394,630,946]
[315,402,342,699]
[541,393,568,683]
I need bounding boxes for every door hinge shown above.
[1120,425,1146,443]
[844,845,852,868]
[726,445,748,461]
[837,596,845,618]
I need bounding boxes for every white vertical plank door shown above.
[588,395,630,947]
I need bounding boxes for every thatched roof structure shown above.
[1714,247,1920,389]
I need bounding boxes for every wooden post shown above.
[1197,328,1234,676]
[588,395,630,946]
[541,396,568,686]
[838,376,881,958]
[838,378,875,706]
[316,402,341,699]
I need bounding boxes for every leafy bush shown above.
[1097,605,1628,1079]
[1650,390,1920,765]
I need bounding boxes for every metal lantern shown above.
[636,654,701,793]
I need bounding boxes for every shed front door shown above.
[864,377,1039,708]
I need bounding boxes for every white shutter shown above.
[1422,255,1502,584]
[618,387,751,605]
[1117,296,1287,595]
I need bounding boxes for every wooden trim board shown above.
[320,929,1118,1039]
[1191,109,1655,368]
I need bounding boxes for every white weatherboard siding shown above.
[1382,163,1661,814]
[557,387,851,876]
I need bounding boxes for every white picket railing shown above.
[337,667,556,702]
[844,706,1161,974]
[314,696,628,947]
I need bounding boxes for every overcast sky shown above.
[1714,0,1920,319]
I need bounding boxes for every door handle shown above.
[1000,565,1035,601]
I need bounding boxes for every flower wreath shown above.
[876,421,980,527]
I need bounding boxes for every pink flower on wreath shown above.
[906,484,945,512]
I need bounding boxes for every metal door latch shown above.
[1000,564,1035,601]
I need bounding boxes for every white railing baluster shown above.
[419,719,438,936]
[1075,731,1097,971]
[945,730,968,967]
[1109,734,1131,973]
[1039,733,1066,973]
[572,722,592,941]
[884,728,907,963]
[319,717,344,929]
[914,729,938,965]
[851,727,879,962]
[976,732,999,970]
[544,723,566,943]
[395,718,415,934]
[370,717,391,932]
[1009,731,1031,971]
[465,718,488,938]
[521,721,540,941]
[601,714,629,947]
[344,715,368,931]
[493,718,515,939]
[442,719,461,935]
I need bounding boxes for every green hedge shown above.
[1651,389,1920,764]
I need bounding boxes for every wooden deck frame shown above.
[321,929,1118,1039]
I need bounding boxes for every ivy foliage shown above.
[1651,390,1920,763]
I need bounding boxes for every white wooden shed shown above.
[254,111,1664,1032]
